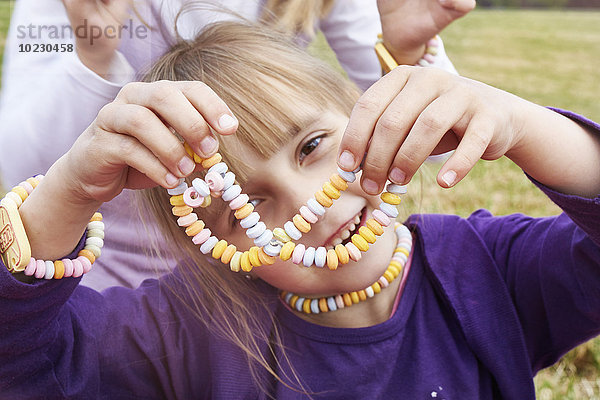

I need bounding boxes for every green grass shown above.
[0,1,13,83]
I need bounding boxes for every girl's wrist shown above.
[385,42,427,66]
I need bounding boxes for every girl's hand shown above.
[337,66,526,194]
[378,0,475,65]
[61,0,132,78]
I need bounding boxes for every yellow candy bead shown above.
[212,240,228,259]
[322,182,340,200]
[185,220,205,236]
[326,249,339,270]
[329,174,348,191]
[342,293,353,307]
[170,195,185,206]
[234,203,254,220]
[314,190,333,208]
[183,142,195,158]
[273,228,291,243]
[383,270,395,283]
[53,260,65,279]
[26,177,39,189]
[230,251,242,272]
[90,212,103,222]
[193,153,204,163]
[200,196,212,208]
[381,192,401,205]
[11,186,28,202]
[302,299,312,314]
[319,298,329,313]
[371,282,381,294]
[280,241,295,261]
[366,218,384,236]
[351,234,369,252]
[172,205,193,217]
[241,251,252,272]
[395,247,410,257]
[78,249,96,264]
[290,295,299,309]
[389,260,403,271]
[258,249,276,265]
[335,244,349,264]
[388,264,401,278]
[358,290,367,301]
[220,244,237,264]
[358,226,376,244]
[249,247,262,268]
[201,153,222,169]
[292,214,311,233]
[350,291,360,304]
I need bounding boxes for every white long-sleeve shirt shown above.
[0,0,456,290]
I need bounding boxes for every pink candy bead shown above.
[19,181,34,194]
[229,194,249,210]
[427,38,439,48]
[335,294,345,310]
[183,187,204,208]
[345,242,362,262]
[72,258,84,278]
[423,53,435,64]
[205,171,224,192]
[34,259,46,279]
[62,258,74,278]
[299,206,318,224]
[372,209,391,227]
[291,244,306,265]
[177,213,198,227]
[192,229,211,245]
[24,257,37,276]
[78,256,92,274]
[379,276,390,288]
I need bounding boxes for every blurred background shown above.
[0,1,599,398]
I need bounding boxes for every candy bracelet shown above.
[375,34,440,74]
[0,175,105,279]
[167,144,407,273]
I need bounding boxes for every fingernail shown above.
[338,151,355,170]
[178,156,195,176]
[362,178,379,195]
[218,114,237,130]
[442,170,457,187]
[199,135,218,157]
[165,173,179,187]
[389,167,406,184]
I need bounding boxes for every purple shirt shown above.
[1,111,599,399]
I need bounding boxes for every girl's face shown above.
[207,110,397,296]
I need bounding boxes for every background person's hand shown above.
[61,0,133,78]
[377,0,475,65]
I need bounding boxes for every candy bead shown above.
[381,192,401,205]
[310,299,320,314]
[240,251,252,272]
[234,203,254,220]
[229,194,249,210]
[335,244,350,264]
[314,190,333,208]
[86,244,102,259]
[379,203,399,219]
[87,221,105,231]
[337,167,356,183]
[184,141,195,158]
[388,264,401,278]
[327,297,337,312]
[246,222,266,239]
[306,198,326,216]
[222,185,242,202]
[379,276,390,288]
[172,205,193,217]
[200,196,212,208]
[326,249,338,270]
[372,209,391,227]
[253,229,273,248]
[170,195,185,206]
[11,186,28,202]
[192,178,211,197]
[220,244,237,264]
[26,177,39,189]
[183,187,204,208]
[212,240,228,259]
[329,174,348,191]
[177,213,198,227]
[289,295,299,309]
[230,251,242,272]
[273,228,291,243]
[371,282,381,294]
[264,242,282,257]
[299,206,318,224]
[185,220,205,236]
[292,214,311,233]
[358,290,367,301]
[342,293,352,307]
[201,153,222,169]
[258,248,276,265]
[200,236,218,254]
[44,260,55,279]
[319,298,328,313]
[295,297,305,312]
[80,256,92,274]
[24,258,36,276]
[5,191,22,207]
[383,270,394,283]
[18,181,34,194]
[345,242,362,262]
[303,246,316,267]
[350,291,360,304]
[167,180,187,195]
[284,221,302,241]
[54,261,65,279]
[366,219,384,236]
[90,212,103,222]
[386,183,407,195]
[205,171,225,192]
[72,258,84,278]
[249,247,262,267]
[365,286,375,298]
[322,182,340,200]
[62,258,74,278]
[351,234,369,252]
[358,226,376,244]
[208,162,228,175]
[335,295,345,309]
[291,244,306,265]
[240,212,260,229]
[34,259,45,279]
[85,236,104,249]
[192,228,211,245]
[222,172,236,191]
[302,299,312,314]
[88,229,105,239]
[314,247,327,268]
[279,242,295,261]
[79,249,96,264]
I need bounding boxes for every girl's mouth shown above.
[324,207,367,249]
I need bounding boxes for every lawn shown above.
[1,5,599,398]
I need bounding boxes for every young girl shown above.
[1,22,599,398]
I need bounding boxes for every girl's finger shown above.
[360,75,442,194]
[337,66,412,173]
[437,116,492,188]
[99,103,194,179]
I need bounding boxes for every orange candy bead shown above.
[366,218,384,236]
[326,249,339,270]
[234,203,254,220]
[314,190,333,208]
[292,214,311,233]
[329,174,348,191]
[335,244,349,264]
[78,249,96,264]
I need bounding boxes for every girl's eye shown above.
[299,136,322,163]
[249,198,261,207]
[231,198,261,227]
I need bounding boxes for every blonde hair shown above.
[263,0,336,37]
[139,21,360,394]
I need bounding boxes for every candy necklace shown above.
[167,145,406,272]
[280,222,412,314]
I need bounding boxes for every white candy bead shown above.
[246,222,266,239]
[310,299,320,314]
[192,178,210,197]
[240,212,260,229]
[208,162,228,175]
[167,180,187,195]
[379,202,399,218]
[295,297,305,312]
[365,286,375,298]
[306,198,326,216]
[327,297,337,311]
[284,292,293,303]
[86,244,102,258]
[87,221,105,231]
[200,236,219,254]
[254,229,273,247]
[264,242,282,257]
[314,247,327,268]
[284,221,302,241]
[5,191,22,207]
[222,172,235,191]
[87,229,105,239]
[303,246,316,267]
[386,183,407,195]
[222,185,242,202]
[85,236,104,249]
[337,167,356,183]
[44,260,55,280]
